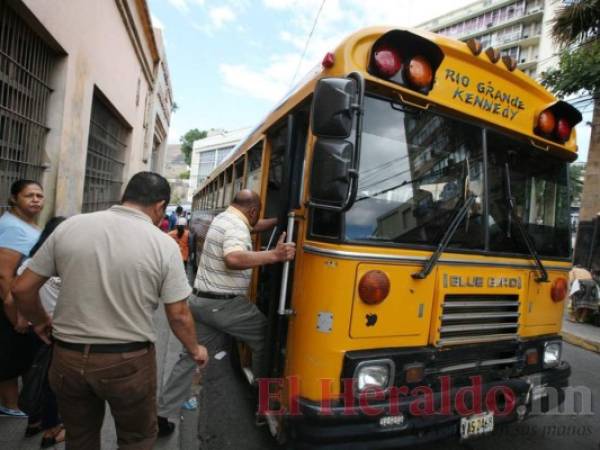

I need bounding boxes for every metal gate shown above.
[0,0,54,213]
[82,96,127,212]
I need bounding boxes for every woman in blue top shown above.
[0,179,44,416]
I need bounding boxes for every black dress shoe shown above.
[157,416,175,437]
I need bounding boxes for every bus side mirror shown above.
[311,78,357,137]
[310,139,353,207]
[309,75,363,211]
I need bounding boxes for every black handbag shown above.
[18,343,52,419]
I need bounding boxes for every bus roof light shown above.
[502,55,517,71]
[358,270,390,305]
[407,55,433,89]
[373,44,402,78]
[485,47,501,63]
[466,38,483,55]
[556,118,572,142]
[322,52,335,69]
[537,109,556,135]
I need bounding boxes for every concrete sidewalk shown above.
[561,317,600,353]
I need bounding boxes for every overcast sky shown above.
[148,0,592,161]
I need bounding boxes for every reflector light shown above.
[358,270,390,305]
[404,363,425,383]
[525,349,539,366]
[537,110,556,135]
[322,52,335,69]
[556,118,572,142]
[407,55,433,88]
[373,45,402,78]
[550,278,568,303]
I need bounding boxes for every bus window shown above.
[487,130,570,257]
[224,166,233,206]
[342,95,484,250]
[234,157,245,195]
[217,172,225,207]
[246,142,263,193]
[264,128,285,226]
[211,181,217,209]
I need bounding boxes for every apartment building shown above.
[188,128,249,201]
[0,0,173,219]
[419,0,563,79]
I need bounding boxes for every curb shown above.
[560,330,600,354]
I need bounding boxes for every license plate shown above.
[460,412,494,439]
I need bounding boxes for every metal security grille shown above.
[0,0,54,212]
[438,294,520,346]
[82,97,127,212]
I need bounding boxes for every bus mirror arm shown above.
[412,194,477,280]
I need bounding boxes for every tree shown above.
[540,0,600,269]
[180,128,207,166]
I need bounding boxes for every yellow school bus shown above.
[191,27,581,448]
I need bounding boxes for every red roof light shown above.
[556,118,572,142]
[322,52,335,69]
[373,45,402,78]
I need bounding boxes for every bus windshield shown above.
[342,95,570,258]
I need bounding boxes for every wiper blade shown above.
[412,193,477,279]
[504,163,549,283]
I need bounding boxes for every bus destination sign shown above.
[442,68,526,121]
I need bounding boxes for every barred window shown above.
[82,95,128,212]
[0,0,55,213]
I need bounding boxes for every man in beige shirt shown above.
[13,172,208,449]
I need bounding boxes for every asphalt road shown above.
[198,342,600,450]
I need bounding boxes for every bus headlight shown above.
[543,342,562,368]
[354,360,394,393]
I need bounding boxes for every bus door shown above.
[256,108,308,379]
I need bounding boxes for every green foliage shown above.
[180,128,207,166]
[551,0,600,46]
[178,170,190,180]
[541,40,600,97]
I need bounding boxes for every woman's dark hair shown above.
[121,172,170,207]
[29,216,66,257]
[176,224,185,239]
[9,179,42,206]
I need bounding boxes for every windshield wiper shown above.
[504,163,549,283]
[412,193,477,279]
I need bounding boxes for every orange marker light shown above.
[538,110,556,135]
[407,55,433,88]
[551,278,568,303]
[358,270,390,305]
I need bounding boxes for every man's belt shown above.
[55,339,151,354]
[192,288,237,300]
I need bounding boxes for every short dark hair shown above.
[121,172,170,207]
[176,205,183,214]
[9,179,42,206]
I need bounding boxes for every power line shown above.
[289,0,327,88]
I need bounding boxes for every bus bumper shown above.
[289,361,570,449]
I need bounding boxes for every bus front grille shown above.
[437,295,520,346]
